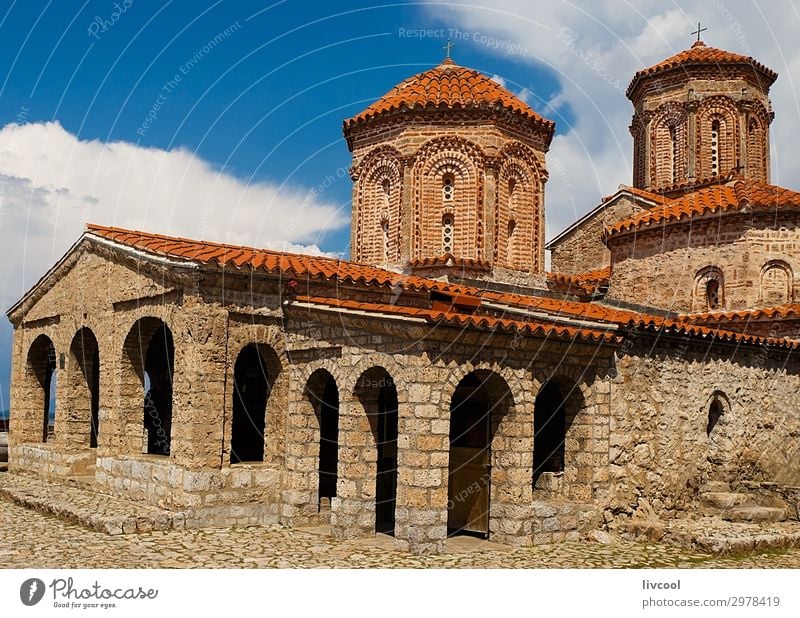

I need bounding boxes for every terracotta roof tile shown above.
[85,224,464,293]
[605,179,800,237]
[408,253,492,271]
[547,267,611,297]
[344,61,554,136]
[681,304,800,324]
[627,41,777,98]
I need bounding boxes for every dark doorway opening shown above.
[375,383,398,535]
[533,381,567,486]
[707,399,724,436]
[231,344,269,464]
[317,377,339,504]
[143,324,174,456]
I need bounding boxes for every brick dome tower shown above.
[344,57,554,278]
[628,40,777,193]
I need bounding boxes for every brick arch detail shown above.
[696,96,739,180]
[649,103,688,189]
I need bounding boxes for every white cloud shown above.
[424,1,800,240]
[0,121,347,308]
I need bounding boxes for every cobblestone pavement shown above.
[1,498,799,568]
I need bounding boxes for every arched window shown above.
[694,267,724,311]
[670,125,678,184]
[761,261,793,304]
[442,173,454,202]
[710,119,720,176]
[442,214,454,254]
[507,219,516,264]
[381,178,390,208]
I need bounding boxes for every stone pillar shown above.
[171,302,228,469]
[330,398,377,538]
[7,328,40,448]
[394,369,449,554]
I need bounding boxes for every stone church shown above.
[6,40,800,554]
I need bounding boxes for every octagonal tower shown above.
[628,40,777,193]
[344,57,555,279]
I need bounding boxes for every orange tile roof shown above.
[627,41,777,98]
[83,224,798,350]
[85,224,463,293]
[546,267,611,297]
[681,304,800,324]
[290,295,618,344]
[605,179,800,237]
[408,253,492,271]
[343,60,554,136]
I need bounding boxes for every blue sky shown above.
[1,1,799,411]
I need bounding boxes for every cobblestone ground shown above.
[1,498,799,568]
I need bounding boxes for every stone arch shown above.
[496,142,545,272]
[650,103,687,188]
[411,136,485,261]
[229,343,282,464]
[22,334,57,443]
[447,368,521,539]
[533,375,585,491]
[120,317,174,457]
[354,146,403,263]
[693,266,725,311]
[760,260,793,305]
[66,327,100,449]
[697,97,739,180]
[304,368,340,516]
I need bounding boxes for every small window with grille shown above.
[442,214,454,254]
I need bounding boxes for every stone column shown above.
[393,366,449,554]
[330,398,377,538]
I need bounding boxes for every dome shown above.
[627,40,777,100]
[344,59,554,136]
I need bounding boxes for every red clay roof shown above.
[546,267,611,297]
[627,40,777,98]
[681,304,800,324]
[85,224,464,293]
[605,179,800,237]
[83,224,798,350]
[344,60,554,135]
[408,253,492,271]
[290,294,618,344]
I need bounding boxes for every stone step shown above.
[0,472,186,535]
[700,491,754,509]
[722,506,787,523]
[701,481,732,493]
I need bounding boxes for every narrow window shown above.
[381,178,390,208]
[669,125,678,184]
[706,278,720,309]
[381,220,390,261]
[442,174,454,202]
[507,219,516,264]
[442,214,454,254]
[710,119,720,176]
[707,399,724,436]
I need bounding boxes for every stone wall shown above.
[606,337,800,522]
[607,211,800,312]
[549,195,645,275]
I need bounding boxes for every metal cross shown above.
[691,21,707,43]
[443,39,455,59]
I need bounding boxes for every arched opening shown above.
[707,399,724,436]
[761,261,792,304]
[230,344,275,464]
[694,267,724,311]
[123,318,174,457]
[447,371,513,539]
[306,370,339,513]
[26,335,57,443]
[68,328,100,448]
[533,377,582,493]
[442,173,455,202]
[533,381,566,481]
[354,367,398,535]
[706,279,720,309]
[710,118,720,176]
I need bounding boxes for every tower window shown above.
[442,214,454,254]
[381,178,391,207]
[507,219,516,263]
[711,119,720,176]
[706,278,720,309]
[669,125,678,185]
[442,174,454,201]
[381,219,390,261]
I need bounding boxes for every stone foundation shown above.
[95,456,282,527]
[10,443,96,478]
